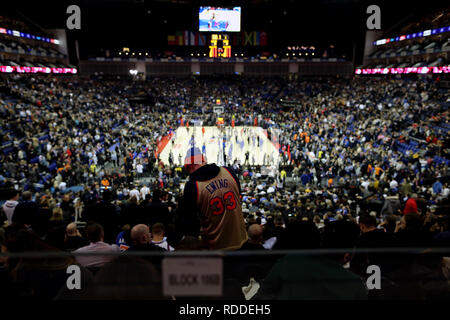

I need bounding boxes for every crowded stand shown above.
[359,8,449,73]
[1,73,449,299]
[0,1,450,303]
[0,13,74,73]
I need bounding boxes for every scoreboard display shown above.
[199,7,241,32]
[209,34,231,58]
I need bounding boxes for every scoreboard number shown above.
[209,34,232,58]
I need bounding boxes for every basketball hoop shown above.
[213,106,224,114]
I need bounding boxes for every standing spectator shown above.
[33,197,52,237]
[432,180,443,195]
[136,162,144,178]
[129,186,140,201]
[2,189,19,225]
[146,189,172,227]
[400,178,412,197]
[350,214,396,277]
[60,194,75,222]
[47,207,66,230]
[404,193,419,215]
[122,195,141,227]
[84,190,120,244]
[12,191,39,227]
[111,149,118,167]
[140,184,150,200]
[177,147,247,250]
[390,179,399,190]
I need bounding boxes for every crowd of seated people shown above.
[0,73,449,299]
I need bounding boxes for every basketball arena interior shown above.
[0,0,450,305]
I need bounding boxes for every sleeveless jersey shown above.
[195,167,248,250]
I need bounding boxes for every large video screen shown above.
[199,7,241,32]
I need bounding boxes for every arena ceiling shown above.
[2,1,448,64]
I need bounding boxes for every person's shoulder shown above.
[73,244,90,252]
[76,235,90,244]
[223,165,236,174]
[131,243,165,252]
[109,243,121,251]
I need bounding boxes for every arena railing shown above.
[1,247,449,300]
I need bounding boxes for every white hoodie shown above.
[3,200,18,224]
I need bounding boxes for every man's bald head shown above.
[66,222,78,236]
[131,224,151,245]
[247,224,263,243]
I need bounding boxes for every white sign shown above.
[162,257,223,296]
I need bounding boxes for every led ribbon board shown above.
[0,27,59,44]
[355,66,449,74]
[373,26,450,46]
[0,66,77,74]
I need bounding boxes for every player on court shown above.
[177,146,247,250]
[189,134,195,146]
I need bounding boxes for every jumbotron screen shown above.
[199,6,241,32]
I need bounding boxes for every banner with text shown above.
[168,31,267,46]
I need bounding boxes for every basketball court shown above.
[158,126,280,167]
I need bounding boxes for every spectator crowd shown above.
[0,73,449,299]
